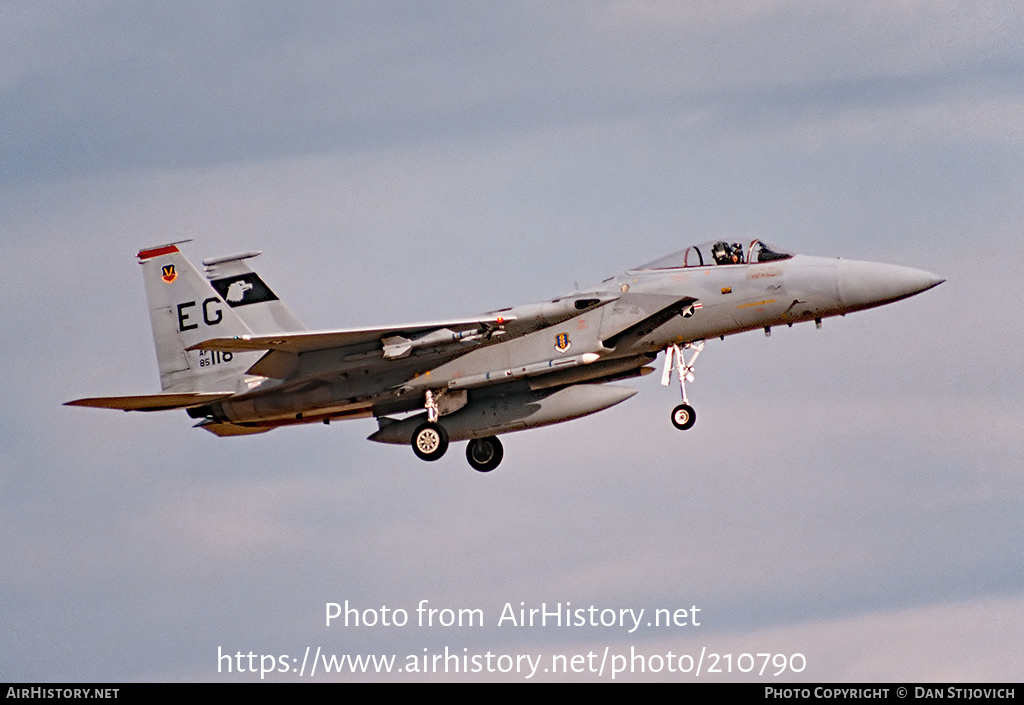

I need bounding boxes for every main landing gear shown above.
[411,390,449,461]
[409,424,504,472]
[411,421,448,461]
[662,341,704,431]
[409,390,504,471]
[466,436,503,472]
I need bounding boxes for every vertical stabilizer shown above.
[137,242,260,392]
[202,251,306,333]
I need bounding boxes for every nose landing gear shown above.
[662,341,703,431]
[671,403,696,430]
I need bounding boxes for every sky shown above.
[2,1,1022,682]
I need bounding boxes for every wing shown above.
[64,392,235,411]
[187,315,514,378]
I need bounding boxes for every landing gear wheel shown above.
[671,403,696,431]
[466,436,503,473]
[412,422,448,461]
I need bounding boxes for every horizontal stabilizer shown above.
[64,392,235,412]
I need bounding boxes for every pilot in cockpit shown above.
[728,242,744,264]
[712,241,745,265]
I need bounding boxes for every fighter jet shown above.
[66,239,943,471]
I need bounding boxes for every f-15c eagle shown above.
[67,240,942,472]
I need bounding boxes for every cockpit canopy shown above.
[635,240,793,270]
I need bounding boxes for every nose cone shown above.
[837,260,944,312]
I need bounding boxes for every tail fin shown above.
[202,251,306,333]
[137,242,261,392]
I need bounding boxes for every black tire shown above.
[670,403,696,430]
[411,422,449,461]
[466,436,503,473]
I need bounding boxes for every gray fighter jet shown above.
[66,240,943,471]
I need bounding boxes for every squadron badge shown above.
[161,264,177,284]
[554,332,571,353]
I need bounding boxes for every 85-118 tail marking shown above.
[198,349,234,368]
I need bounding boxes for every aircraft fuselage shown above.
[206,251,941,432]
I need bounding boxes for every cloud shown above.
[6,2,1024,183]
